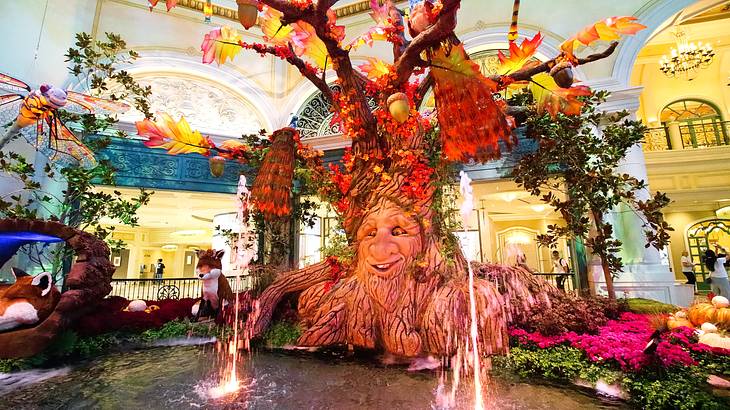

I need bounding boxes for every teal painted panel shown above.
[97,138,250,193]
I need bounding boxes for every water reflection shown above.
[1,346,628,409]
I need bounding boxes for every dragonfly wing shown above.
[43,116,97,168]
[0,73,31,93]
[66,91,131,115]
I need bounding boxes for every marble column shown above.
[666,121,683,150]
[588,87,693,306]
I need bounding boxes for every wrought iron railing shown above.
[532,272,576,292]
[643,121,730,151]
[108,276,254,301]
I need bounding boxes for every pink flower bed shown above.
[510,312,729,372]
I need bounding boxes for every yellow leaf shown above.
[529,73,591,117]
[358,57,392,79]
[137,113,211,155]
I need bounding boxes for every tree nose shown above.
[370,229,398,259]
[198,273,205,278]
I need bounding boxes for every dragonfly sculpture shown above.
[0,73,130,167]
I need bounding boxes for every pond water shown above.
[1,345,629,409]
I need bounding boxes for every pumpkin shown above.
[701,322,718,333]
[667,314,693,330]
[699,332,730,350]
[688,302,730,330]
[713,296,730,308]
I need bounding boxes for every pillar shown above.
[587,87,693,306]
[667,121,683,150]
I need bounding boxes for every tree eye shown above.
[392,227,407,236]
[366,229,377,238]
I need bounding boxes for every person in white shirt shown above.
[551,250,570,291]
[680,251,696,285]
[704,246,730,297]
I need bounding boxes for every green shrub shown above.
[262,321,301,347]
[626,298,678,314]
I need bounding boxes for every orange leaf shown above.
[529,73,591,117]
[561,16,645,59]
[497,32,543,75]
[136,113,211,155]
[358,57,392,79]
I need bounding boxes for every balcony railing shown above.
[108,276,254,301]
[532,273,576,293]
[644,121,730,151]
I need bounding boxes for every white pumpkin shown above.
[712,296,730,309]
[675,310,687,319]
[126,299,148,312]
[701,322,718,333]
[699,332,730,350]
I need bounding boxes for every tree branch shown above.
[493,41,619,84]
[392,0,461,90]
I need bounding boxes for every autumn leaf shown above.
[292,21,331,69]
[497,32,543,75]
[348,0,395,51]
[148,0,178,11]
[260,7,295,46]
[201,26,243,65]
[358,57,392,79]
[431,43,484,79]
[561,16,645,59]
[529,72,591,117]
[136,113,211,155]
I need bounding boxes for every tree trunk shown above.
[251,126,553,358]
[592,211,617,300]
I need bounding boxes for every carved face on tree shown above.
[356,200,423,308]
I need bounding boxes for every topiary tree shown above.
[137,0,647,357]
[512,91,672,299]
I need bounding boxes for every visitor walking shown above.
[704,247,730,297]
[551,250,570,291]
[680,251,696,285]
[155,259,165,283]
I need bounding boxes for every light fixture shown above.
[659,27,714,80]
[161,244,178,251]
[530,204,547,213]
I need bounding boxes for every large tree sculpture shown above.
[138,0,645,357]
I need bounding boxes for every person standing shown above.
[155,259,165,282]
[704,246,730,297]
[680,251,696,285]
[551,250,570,291]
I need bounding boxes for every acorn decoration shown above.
[387,92,410,123]
[550,61,574,89]
[209,155,226,177]
[236,0,259,30]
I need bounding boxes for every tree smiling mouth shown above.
[367,258,404,277]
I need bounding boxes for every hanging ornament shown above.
[550,61,574,88]
[204,0,213,23]
[209,155,226,177]
[387,92,410,123]
[236,0,258,30]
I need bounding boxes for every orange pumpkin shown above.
[688,302,730,330]
[667,316,693,330]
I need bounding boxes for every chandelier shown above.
[659,27,715,80]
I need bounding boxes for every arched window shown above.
[660,99,728,148]
[686,219,730,289]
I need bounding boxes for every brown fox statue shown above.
[191,249,234,319]
[0,268,61,332]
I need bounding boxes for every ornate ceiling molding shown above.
[176,0,395,24]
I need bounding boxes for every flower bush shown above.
[503,305,730,409]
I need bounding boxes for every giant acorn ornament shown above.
[550,61,574,89]
[236,0,259,30]
[209,155,226,178]
[387,92,410,123]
